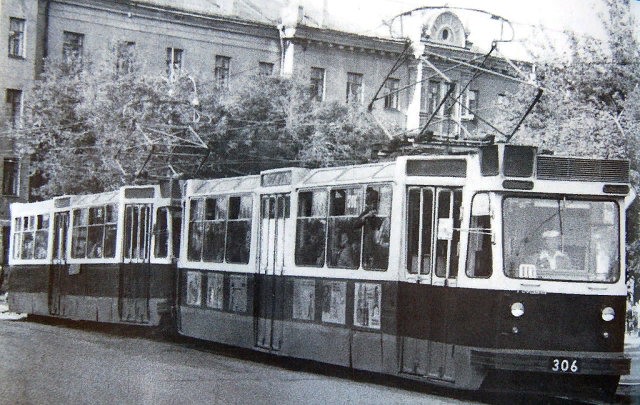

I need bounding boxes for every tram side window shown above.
[172,210,182,259]
[34,214,50,260]
[188,199,204,261]
[72,208,89,258]
[14,214,49,260]
[12,217,21,260]
[155,207,169,258]
[435,190,462,278]
[361,186,392,270]
[124,204,151,260]
[73,205,117,259]
[203,197,226,262]
[87,204,117,259]
[466,193,492,278]
[328,187,361,268]
[295,190,327,266]
[226,196,252,264]
[407,188,434,275]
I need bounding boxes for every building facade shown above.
[0,0,524,263]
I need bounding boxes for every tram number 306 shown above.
[550,358,580,373]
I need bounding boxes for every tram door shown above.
[119,204,152,323]
[256,194,289,350]
[401,187,462,382]
[49,211,69,315]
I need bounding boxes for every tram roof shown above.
[188,175,261,196]
[300,162,396,186]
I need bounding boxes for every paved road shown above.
[1,298,637,405]
[0,318,497,405]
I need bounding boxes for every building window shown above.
[5,89,22,129]
[63,31,84,61]
[166,48,183,79]
[259,62,273,76]
[427,80,441,114]
[422,81,464,135]
[384,78,400,110]
[462,89,478,120]
[346,72,363,104]
[116,41,135,73]
[215,55,231,88]
[443,82,457,118]
[2,158,19,196]
[310,67,325,101]
[8,18,25,58]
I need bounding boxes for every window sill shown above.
[8,55,26,60]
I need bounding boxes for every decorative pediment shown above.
[421,11,467,48]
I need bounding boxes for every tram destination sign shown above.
[261,170,292,187]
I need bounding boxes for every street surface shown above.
[0,296,637,405]
[0,316,489,405]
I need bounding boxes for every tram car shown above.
[7,182,182,326]
[175,144,635,401]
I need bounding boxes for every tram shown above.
[175,144,635,401]
[7,182,181,326]
[7,143,635,400]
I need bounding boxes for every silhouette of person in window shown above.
[336,232,356,268]
[533,229,572,270]
[356,189,390,269]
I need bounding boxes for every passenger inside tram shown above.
[530,229,573,271]
[356,188,391,270]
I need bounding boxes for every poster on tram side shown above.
[229,274,247,313]
[186,271,202,306]
[353,282,381,329]
[206,272,224,310]
[321,280,346,325]
[293,279,316,321]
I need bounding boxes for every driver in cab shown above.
[533,229,572,270]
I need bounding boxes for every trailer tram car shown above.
[7,183,182,326]
[176,144,635,401]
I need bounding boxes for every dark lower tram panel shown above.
[7,264,176,326]
[177,269,628,401]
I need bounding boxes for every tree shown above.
[496,0,640,158]
[18,53,387,198]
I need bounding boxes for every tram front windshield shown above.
[503,197,620,282]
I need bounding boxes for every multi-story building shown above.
[0,0,524,264]
[0,0,42,264]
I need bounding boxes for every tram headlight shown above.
[511,302,525,317]
[601,307,615,322]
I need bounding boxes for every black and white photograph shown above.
[2,0,640,403]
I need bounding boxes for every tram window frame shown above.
[187,194,253,264]
[466,193,493,278]
[155,207,170,258]
[295,190,328,267]
[327,187,362,269]
[188,198,204,261]
[434,189,462,279]
[360,185,392,271]
[226,195,252,264]
[72,204,117,260]
[406,187,434,275]
[124,204,151,260]
[13,213,50,260]
[502,197,620,283]
[154,206,182,260]
[202,197,226,262]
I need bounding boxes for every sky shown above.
[319,0,640,59]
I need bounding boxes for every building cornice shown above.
[51,0,281,40]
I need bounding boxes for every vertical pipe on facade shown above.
[43,0,50,59]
